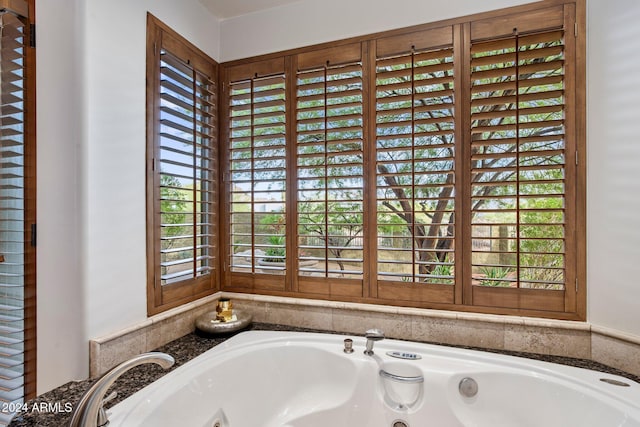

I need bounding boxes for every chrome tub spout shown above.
[364,328,385,356]
[70,352,175,427]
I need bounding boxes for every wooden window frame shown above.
[219,0,586,320]
[146,14,220,315]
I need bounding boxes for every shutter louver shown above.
[229,74,287,274]
[296,62,364,279]
[469,30,566,292]
[158,49,217,286]
[376,46,456,286]
[0,10,26,423]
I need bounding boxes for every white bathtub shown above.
[107,331,640,427]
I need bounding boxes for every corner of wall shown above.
[36,0,89,394]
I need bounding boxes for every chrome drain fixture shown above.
[459,377,479,398]
[392,420,408,427]
[600,378,630,387]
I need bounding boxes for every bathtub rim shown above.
[106,330,640,426]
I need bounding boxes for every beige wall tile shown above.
[264,302,332,330]
[504,325,590,358]
[592,333,640,377]
[89,341,99,379]
[90,328,147,378]
[148,301,216,350]
[331,309,412,339]
[91,299,215,377]
[232,299,267,323]
[89,293,640,381]
[148,313,197,351]
[412,317,505,349]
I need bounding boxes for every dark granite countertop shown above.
[8,323,640,426]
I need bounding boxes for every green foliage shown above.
[424,261,454,285]
[518,171,564,288]
[258,213,286,262]
[478,265,514,287]
[160,175,193,269]
[258,212,285,234]
[264,234,285,262]
[160,175,190,242]
[298,198,363,272]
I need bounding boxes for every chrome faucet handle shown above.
[70,352,174,427]
[343,338,354,353]
[364,328,385,355]
[97,392,117,427]
[365,328,385,340]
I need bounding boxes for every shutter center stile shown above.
[250,77,256,274]
[323,64,329,276]
[515,30,522,290]
[191,67,198,280]
[410,46,417,283]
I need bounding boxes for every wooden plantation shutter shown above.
[467,5,575,312]
[0,13,26,408]
[157,51,216,285]
[226,59,287,291]
[219,0,585,319]
[147,15,219,313]
[0,0,36,419]
[295,44,365,296]
[374,28,457,303]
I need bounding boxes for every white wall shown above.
[36,0,220,393]
[586,0,640,337]
[220,0,534,61]
[36,0,87,397]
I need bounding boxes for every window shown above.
[0,0,36,418]
[296,44,364,296]
[374,28,457,303]
[146,14,219,314]
[468,18,573,312]
[220,1,585,319]
[224,58,287,292]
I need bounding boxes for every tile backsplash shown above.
[89,292,639,377]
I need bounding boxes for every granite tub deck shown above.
[9,323,640,427]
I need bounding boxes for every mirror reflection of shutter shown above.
[295,43,364,297]
[157,49,216,289]
[0,3,32,421]
[374,28,456,304]
[468,6,571,311]
[228,60,287,289]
